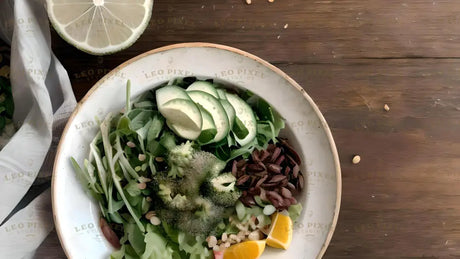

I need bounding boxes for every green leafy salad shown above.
[72,77,304,259]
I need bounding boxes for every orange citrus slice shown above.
[223,240,266,259]
[266,212,293,249]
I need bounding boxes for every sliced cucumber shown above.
[156,85,190,107]
[167,121,201,141]
[220,99,236,129]
[225,93,257,146]
[196,105,217,144]
[187,91,230,142]
[216,89,227,100]
[232,117,249,139]
[159,99,202,140]
[186,81,219,98]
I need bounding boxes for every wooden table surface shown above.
[36,0,460,258]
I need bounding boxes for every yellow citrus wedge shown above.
[223,240,266,259]
[46,0,153,55]
[266,212,293,249]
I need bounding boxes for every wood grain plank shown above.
[278,60,460,258]
[34,230,65,259]
[51,0,460,64]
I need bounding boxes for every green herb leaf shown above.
[142,224,175,259]
[110,245,126,259]
[255,98,275,122]
[159,131,177,151]
[117,116,132,136]
[126,222,146,256]
[147,115,164,143]
[125,180,141,197]
[4,97,13,117]
[101,114,144,232]
[147,140,166,156]
[129,110,156,131]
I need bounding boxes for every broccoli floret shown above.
[190,151,226,179]
[169,193,191,210]
[209,158,226,178]
[167,141,195,178]
[157,183,194,211]
[156,207,179,226]
[176,198,225,237]
[174,151,227,196]
[193,197,221,219]
[154,145,240,238]
[205,173,242,207]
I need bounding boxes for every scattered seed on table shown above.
[384,104,390,111]
[246,0,251,4]
[352,155,361,164]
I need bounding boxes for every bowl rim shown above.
[52,42,342,259]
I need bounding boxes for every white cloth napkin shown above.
[0,0,77,257]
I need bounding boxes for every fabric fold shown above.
[0,0,77,257]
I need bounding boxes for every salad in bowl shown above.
[52,43,340,259]
[71,77,304,258]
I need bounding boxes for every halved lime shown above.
[46,0,153,55]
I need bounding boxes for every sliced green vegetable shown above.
[232,117,249,139]
[196,105,217,145]
[186,81,219,98]
[216,88,227,100]
[225,93,257,146]
[101,113,144,232]
[187,91,230,142]
[220,99,236,129]
[155,85,190,107]
[160,99,202,140]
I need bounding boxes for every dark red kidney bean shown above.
[100,218,121,249]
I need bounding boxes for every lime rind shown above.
[46,0,154,55]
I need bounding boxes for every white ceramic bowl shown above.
[52,43,341,259]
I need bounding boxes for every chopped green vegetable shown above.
[205,173,241,207]
[167,141,195,178]
[232,117,249,139]
[288,203,303,222]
